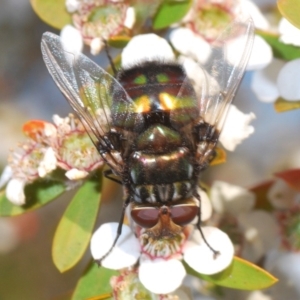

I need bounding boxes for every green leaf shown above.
[30,0,72,30]
[185,256,278,290]
[274,97,300,112]
[257,30,300,61]
[52,176,102,272]
[72,261,116,300]
[0,180,65,216]
[278,0,300,29]
[133,2,161,30]
[153,0,192,30]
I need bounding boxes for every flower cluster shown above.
[250,13,300,103]
[0,114,103,205]
[63,0,135,54]
[91,189,234,295]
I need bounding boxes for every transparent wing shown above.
[171,15,254,140]
[199,16,254,132]
[41,32,141,159]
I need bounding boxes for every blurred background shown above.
[1,0,300,299]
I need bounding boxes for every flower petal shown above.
[199,188,212,222]
[246,35,272,70]
[121,34,175,68]
[277,58,300,101]
[267,179,300,209]
[90,223,140,270]
[90,38,104,56]
[169,27,211,64]
[124,7,135,29]
[0,166,13,189]
[279,18,300,47]
[210,180,255,214]
[265,249,300,296]
[242,0,270,30]
[65,168,89,180]
[60,25,83,56]
[219,105,255,151]
[139,255,186,294]
[65,0,80,13]
[38,147,57,178]
[6,178,26,205]
[237,210,278,262]
[251,59,284,103]
[183,227,234,275]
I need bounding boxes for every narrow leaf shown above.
[72,261,117,300]
[257,30,300,61]
[274,97,300,112]
[275,169,300,192]
[0,180,65,216]
[30,0,72,30]
[185,256,278,290]
[153,0,192,30]
[278,0,300,29]
[52,176,102,272]
[133,2,161,30]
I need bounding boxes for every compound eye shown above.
[131,207,159,228]
[171,204,198,226]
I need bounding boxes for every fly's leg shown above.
[194,191,220,259]
[103,169,122,185]
[95,195,131,266]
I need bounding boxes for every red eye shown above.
[171,204,198,226]
[131,207,159,228]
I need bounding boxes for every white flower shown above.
[265,249,300,298]
[211,181,255,215]
[251,58,285,103]
[6,178,26,205]
[241,0,270,31]
[277,59,300,101]
[69,0,130,54]
[267,179,300,209]
[210,181,278,262]
[246,35,273,71]
[90,220,234,294]
[65,0,80,13]
[251,57,300,103]
[121,34,175,68]
[52,114,103,176]
[0,166,13,189]
[279,18,300,47]
[139,256,186,294]
[169,27,211,65]
[183,226,234,275]
[90,38,104,56]
[38,147,57,178]
[60,25,83,56]
[219,105,255,151]
[124,6,135,29]
[91,223,140,270]
[65,168,89,180]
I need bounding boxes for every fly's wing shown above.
[41,32,142,171]
[197,16,254,134]
[172,15,254,143]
